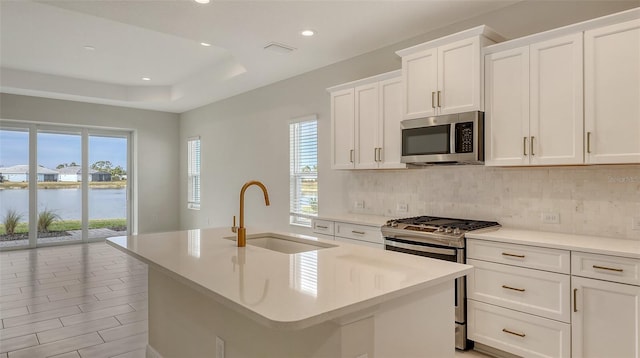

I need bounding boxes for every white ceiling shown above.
[0,0,519,113]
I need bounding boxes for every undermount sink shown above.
[225,233,336,254]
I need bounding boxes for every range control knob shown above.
[453,228,461,235]
[436,226,445,233]
[445,227,453,234]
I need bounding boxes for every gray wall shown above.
[0,93,180,234]
[179,1,639,238]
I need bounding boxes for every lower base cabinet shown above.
[571,276,640,358]
[468,300,571,358]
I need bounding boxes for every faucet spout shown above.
[237,180,270,247]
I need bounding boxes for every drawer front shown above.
[572,251,640,286]
[468,300,570,358]
[468,259,570,322]
[312,219,334,236]
[335,236,383,249]
[335,222,382,245]
[467,239,570,274]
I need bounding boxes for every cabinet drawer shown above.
[335,236,383,249]
[468,300,570,358]
[335,222,382,245]
[467,239,570,274]
[312,219,334,236]
[572,251,640,286]
[468,259,570,322]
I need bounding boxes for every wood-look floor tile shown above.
[0,307,29,320]
[37,317,120,344]
[27,295,97,314]
[94,286,145,301]
[16,286,68,298]
[77,332,147,358]
[110,348,146,358]
[107,280,147,292]
[0,333,39,354]
[127,300,147,312]
[3,306,81,328]
[78,293,146,313]
[47,287,110,302]
[114,309,147,325]
[0,318,62,341]
[7,332,103,358]
[61,304,133,327]
[0,288,21,298]
[0,296,49,311]
[49,351,81,358]
[97,320,146,342]
[64,279,122,293]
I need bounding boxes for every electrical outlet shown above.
[216,336,225,358]
[542,212,560,224]
[354,200,365,209]
[396,203,409,213]
[632,217,640,231]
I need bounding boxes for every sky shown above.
[0,129,127,169]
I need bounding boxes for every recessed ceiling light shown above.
[301,30,315,37]
[83,45,96,51]
[194,0,209,3]
[141,77,151,81]
[200,42,211,47]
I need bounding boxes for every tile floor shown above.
[0,242,148,358]
[1,242,492,358]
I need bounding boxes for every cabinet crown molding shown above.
[326,70,400,93]
[396,25,505,57]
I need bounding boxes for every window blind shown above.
[187,137,201,210]
[289,117,318,226]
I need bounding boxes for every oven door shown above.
[384,238,466,324]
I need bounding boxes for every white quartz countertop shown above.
[107,227,471,330]
[315,213,392,226]
[467,228,640,259]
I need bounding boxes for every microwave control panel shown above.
[454,122,474,153]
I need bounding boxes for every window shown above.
[187,137,201,210]
[289,116,318,226]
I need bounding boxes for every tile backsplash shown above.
[346,165,640,240]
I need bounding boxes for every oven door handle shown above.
[385,239,457,256]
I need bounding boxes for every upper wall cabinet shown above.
[328,71,405,170]
[584,19,640,164]
[485,33,584,166]
[396,26,505,120]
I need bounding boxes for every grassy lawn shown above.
[0,218,126,235]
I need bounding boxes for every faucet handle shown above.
[231,215,238,233]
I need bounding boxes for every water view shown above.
[0,188,126,220]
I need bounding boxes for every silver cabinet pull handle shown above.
[502,285,525,292]
[593,265,623,272]
[352,230,365,235]
[523,137,528,156]
[573,288,578,312]
[502,252,525,259]
[374,148,378,162]
[378,148,382,162]
[350,149,354,163]
[431,92,436,109]
[530,136,535,156]
[437,91,441,108]
[502,328,526,338]
[587,132,592,154]
[316,225,328,229]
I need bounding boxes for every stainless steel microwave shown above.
[400,111,484,165]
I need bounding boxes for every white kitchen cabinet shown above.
[330,88,355,169]
[397,26,504,120]
[311,217,384,249]
[328,70,405,170]
[485,33,583,166]
[572,276,640,358]
[584,19,640,164]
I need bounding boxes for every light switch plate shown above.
[354,200,365,209]
[396,203,408,213]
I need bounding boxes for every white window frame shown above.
[289,115,318,227]
[187,136,201,210]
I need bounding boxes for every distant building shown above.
[0,165,59,182]
[57,166,112,182]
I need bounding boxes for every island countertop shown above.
[107,227,471,330]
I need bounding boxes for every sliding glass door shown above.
[0,121,131,250]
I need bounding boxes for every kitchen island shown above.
[107,227,472,358]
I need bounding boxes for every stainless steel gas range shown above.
[381,216,500,350]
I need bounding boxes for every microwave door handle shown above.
[450,123,456,154]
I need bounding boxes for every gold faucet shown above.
[232,180,270,247]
